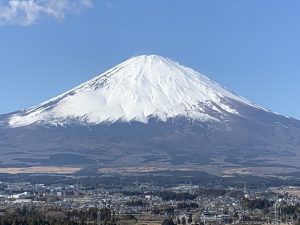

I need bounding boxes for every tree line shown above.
[0,206,115,225]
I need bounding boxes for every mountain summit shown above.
[9,55,260,127]
[1,55,300,176]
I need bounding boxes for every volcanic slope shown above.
[0,55,299,176]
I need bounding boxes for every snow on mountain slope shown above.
[8,55,262,128]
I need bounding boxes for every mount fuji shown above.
[8,55,261,127]
[0,55,300,176]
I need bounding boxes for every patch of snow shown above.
[8,55,262,127]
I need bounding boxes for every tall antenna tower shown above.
[76,177,79,191]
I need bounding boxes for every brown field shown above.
[270,187,300,197]
[0,166,81,174]
[116,214,165,225]
[222,167,298,178]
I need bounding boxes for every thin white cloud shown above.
[0,0,93,26]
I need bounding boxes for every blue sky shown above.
[0,0,300,119]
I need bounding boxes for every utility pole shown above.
[97,184,102,225]
[97,208,101,225]
[274,198,279,225]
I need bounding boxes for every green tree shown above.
[162,218,175,225]
[182,217,186,225]
[188,214,192,224]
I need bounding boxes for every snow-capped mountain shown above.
[0,55,300,176]
[8,55,261,127]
